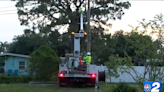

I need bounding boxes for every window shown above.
[19,61,25,70]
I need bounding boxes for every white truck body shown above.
[59,57,108,85]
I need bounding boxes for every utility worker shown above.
[83,52,91,65]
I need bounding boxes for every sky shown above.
[0,0,164,43]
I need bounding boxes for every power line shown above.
[0,6,15,9]
[0,9,17,13]
[0,5,35,13]
[0,4,34,10]
[0,13,17,15]
[0,5,36,12]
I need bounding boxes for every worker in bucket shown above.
[83,52,91,65]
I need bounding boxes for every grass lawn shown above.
[0,83,143,92]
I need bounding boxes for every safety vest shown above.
[84,56,91,65]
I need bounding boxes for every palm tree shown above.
[0,41,8,53]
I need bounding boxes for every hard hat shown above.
[87,52,91,55]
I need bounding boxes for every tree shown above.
[49,31,71,57]
[15,0,131,53]
[107,30,163,90]
[90,26,116,63]
[9,29,72,57]
[28,45,59,81]
[0,41,8,53]
[149,13,164,41]
[15,0,131,33]
[9,34,49,55]
[113,15,164,90]
[105,54,120,82]
[112,30,127,57]
[120,34,163,90]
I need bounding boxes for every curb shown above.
[29,82,59,84]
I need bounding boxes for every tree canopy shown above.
[15,0,131,34]
[13,0,131,61]
[9,34,49,55]
[106,14,164,90]
[8,30,71,57]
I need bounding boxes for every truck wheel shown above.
[86,78,95,87]
[59,82,63,87]
[59,82,67,87]
[86,83,95,87]
[59,77,67,87]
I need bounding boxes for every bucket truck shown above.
[58,7,107,87]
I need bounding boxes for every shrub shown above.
[28,45,59,81]
[21,76,33,83]
[0,76,34,84]
[112,82,138,92]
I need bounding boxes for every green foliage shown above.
[28,45,59,81]
[49,31,71,57]
[112,82,138,92]
[112,30,127,57]
[9,34,49,55]
[0,76,33,84]
[15,0,131,33]
[106,54,133,78]
[91,27,116,62]
[113,14,164,91]
[9,30,71,57]
[105,55,119,78]
[14,0,131,64]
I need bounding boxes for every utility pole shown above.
[87,0,91,52]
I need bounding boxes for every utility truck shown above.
[58,8,108,87]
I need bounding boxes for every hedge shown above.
[0,76,34,84]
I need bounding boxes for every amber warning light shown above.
[71,32,75,34]
[84,32,87,35]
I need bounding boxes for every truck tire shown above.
[59,77,67,87]
[86,78,95,87]
[86,83,95,87]
[59,82,65,87]
[98,71,105,82]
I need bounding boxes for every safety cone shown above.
[80,58,82,65]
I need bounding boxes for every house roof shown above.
[0,53,30,58]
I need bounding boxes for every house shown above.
[0,53,29,76]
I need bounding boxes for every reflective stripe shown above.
[86,61,90,64]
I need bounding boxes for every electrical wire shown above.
[0,6,15,9]
[0,9,17,15]
[0,13,17,15]
[0,5,34,13]
[0,9,17,13]
[0,5,34,15]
